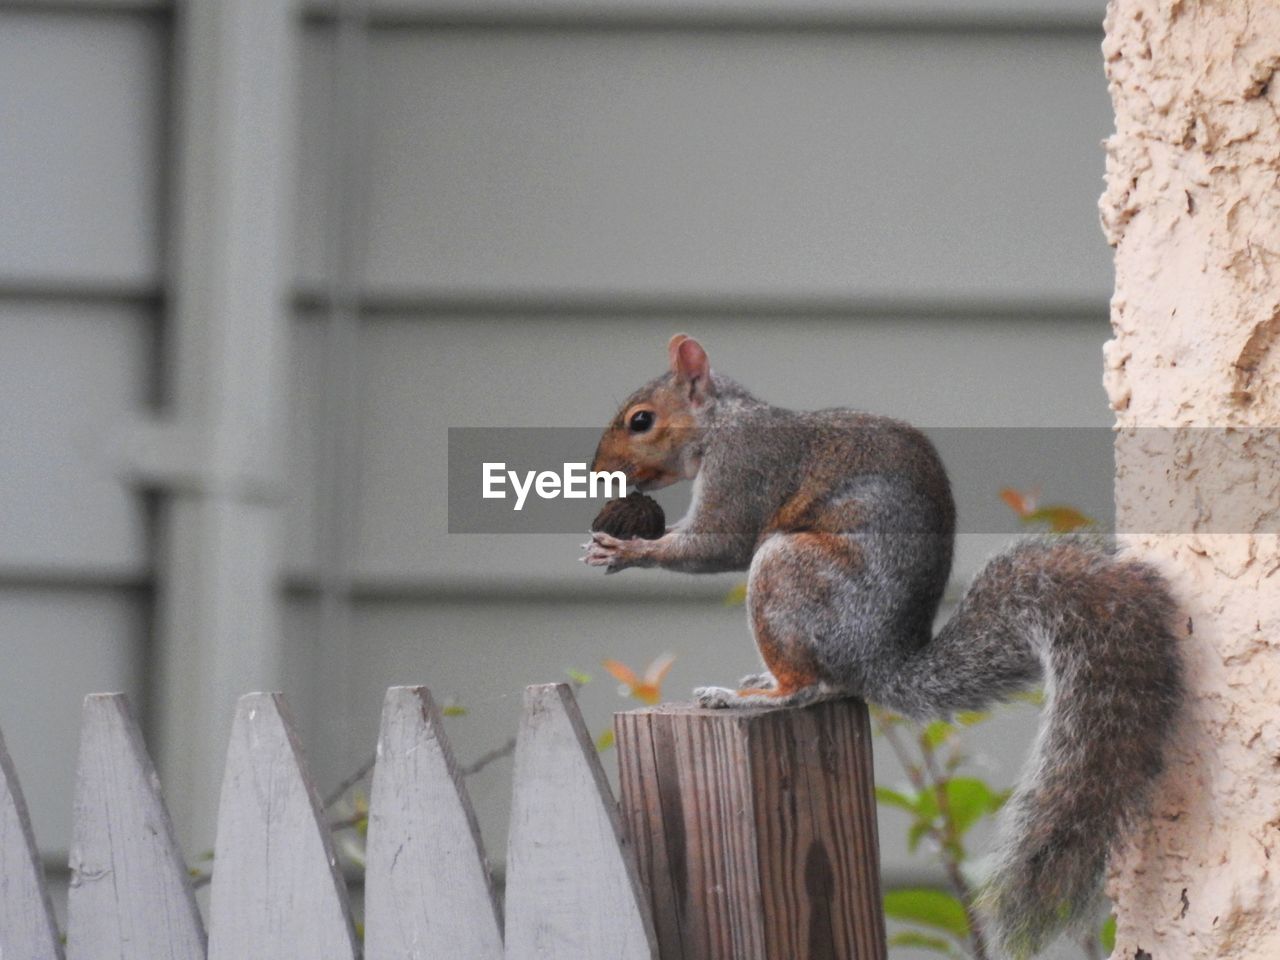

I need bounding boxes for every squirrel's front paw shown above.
[737,672,776,691]
[581,530,638,574]
[694,686,738,709]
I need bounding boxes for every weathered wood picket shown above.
[0,684,885,960]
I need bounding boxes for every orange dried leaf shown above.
[603,654,676,705]
[601,659,638,687]
[1026,505,1093,533]
[999,487,1038,518]
[644,652,677,688]
[633,685,663,705]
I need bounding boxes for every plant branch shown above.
[919,729,990,960]
[323,702,530,812]
[330,812,368,833]
[458,736,517,776]
[875,715,989,960]
[323,753,377,809]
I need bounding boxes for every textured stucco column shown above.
[1100,2,1280,957]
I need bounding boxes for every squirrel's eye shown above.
[628,410,655,434]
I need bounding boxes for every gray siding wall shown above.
[1,0,1112,926]
[0,4,166,857]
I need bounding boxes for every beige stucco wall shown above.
[1101,0,1280,956]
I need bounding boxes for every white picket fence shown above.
[0,683,658,960]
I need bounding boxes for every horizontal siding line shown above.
[282,574,974,608]
[0,278,163,309]
[1,0,1103,34]
[282,573,745,605]
[0,0,170,16]
[301,5,1103,37]
[293,287,1108,323]
[0,281,1107,321]
[0,568,152,594]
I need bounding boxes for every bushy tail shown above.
[870,537,1184,958]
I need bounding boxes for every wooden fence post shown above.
[615,698,885,960]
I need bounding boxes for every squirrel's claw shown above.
[694,686,737,709]
[582,530,626,571]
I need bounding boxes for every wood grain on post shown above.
[615,698,885,960]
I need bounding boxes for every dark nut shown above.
[591,492,666,541]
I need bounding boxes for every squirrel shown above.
[582,334,1184,958]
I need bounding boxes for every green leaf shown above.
[723,582,748,606]
[1100,914,1117,952]
[565,668,593,686]
[595,728,615,751]
[1013,688,1046,707]
[875,786,918,813]
[441,704,468,717]
[883,889,970,938]
[869,704,904,727]
[888,930,961,956]
[955,710,990,727]
[921,720,954,749]
[907,820,932,853]
[914,787,939,821]
[1020,505,1093,533]
[943,777,1005,836]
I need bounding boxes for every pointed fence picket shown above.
[364,686,503,959]
[504,683,658,959]
[0,724,62,960]
[0,683,882,960]
[67,694,205,960]
[207,692,360,960]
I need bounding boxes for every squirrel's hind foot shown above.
[694,686,744,708]
[694,683,838,710]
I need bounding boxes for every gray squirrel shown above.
[582,334,1184,958]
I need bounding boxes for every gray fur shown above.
[870,536,1182,958]
[588,368,1184,958]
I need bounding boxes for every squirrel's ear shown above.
[667,333,690,372]
[671,336,712,403]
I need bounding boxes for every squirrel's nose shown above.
[590,439,624,475]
